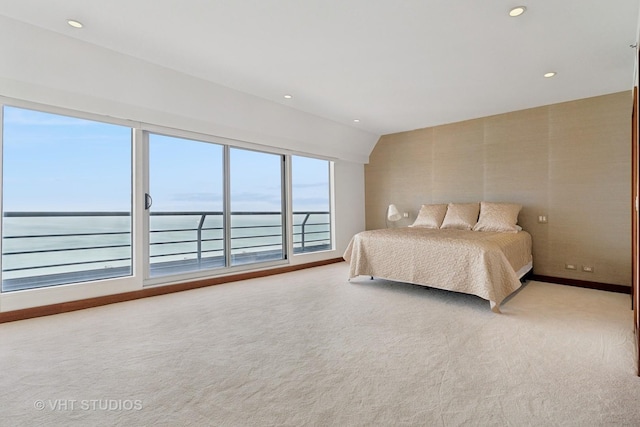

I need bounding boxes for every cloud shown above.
[231,191,281,205]
[170,192,222,202]
[292,182,327,190]
[166,191,283,212]
[293,196,329,207]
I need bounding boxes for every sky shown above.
[2,106,330,214]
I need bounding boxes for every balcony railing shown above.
[1,211,330,292]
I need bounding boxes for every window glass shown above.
[291,156,332,253]
[2,106,132,291]
[229,148,284,265]
[148,133,224,277]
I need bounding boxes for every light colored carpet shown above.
[0,262,638,426]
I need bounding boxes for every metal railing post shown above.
[196,214,207,268]
[301,213,311,251]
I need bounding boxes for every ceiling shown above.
[0,0,639,136]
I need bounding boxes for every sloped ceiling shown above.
[0,0,638,138]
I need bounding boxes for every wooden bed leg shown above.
[490,301,501,314]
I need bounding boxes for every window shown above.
[148,139,288,275]
[1,106,132,291]
[148,133,224,277]
[0,102,334,295]
[291,155,332,253]
[229,148,285,265]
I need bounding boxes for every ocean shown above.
[1,212,330,288]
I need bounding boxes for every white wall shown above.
[334,160,366,254]
[0,16,368,311]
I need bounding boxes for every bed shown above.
[343,202,533,313]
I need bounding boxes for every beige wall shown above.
[365,91,632,286]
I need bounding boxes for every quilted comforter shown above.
[343,227,533,312]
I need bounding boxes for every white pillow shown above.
[440,203,479,230]
[472,202,522,233]
[409,204,448,229]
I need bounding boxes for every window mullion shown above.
[135,129,148,283]
[223,145,231,268]
[284,155,293,260]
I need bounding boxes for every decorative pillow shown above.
[440,203,480,230]
[472,202,522,233]
[409,204,448,229]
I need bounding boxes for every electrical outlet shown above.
[403,212,409,218]
[538,215,548,224]
[582,265,594,273]
[565,263,577,270]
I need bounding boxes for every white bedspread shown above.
[343,227,533,312]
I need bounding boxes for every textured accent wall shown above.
[365,91,632,286]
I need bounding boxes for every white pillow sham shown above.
[472,202,522,233]
[409,204,448,229]
[440,203,480,230]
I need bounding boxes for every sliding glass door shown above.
[1,106,132,291]
[148,141,285,276]
[229,148,285,265]
[148,133,224,277]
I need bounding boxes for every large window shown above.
[291,155,332,253]
[0,102,334,294]
[1,106,132,291]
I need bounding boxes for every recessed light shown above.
[353,119,360,123]
[283,94,293,99]
[544,72,557,78]
[509,6,526,17]
[67,19,84,29]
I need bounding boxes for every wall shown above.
[366,91,632,286]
